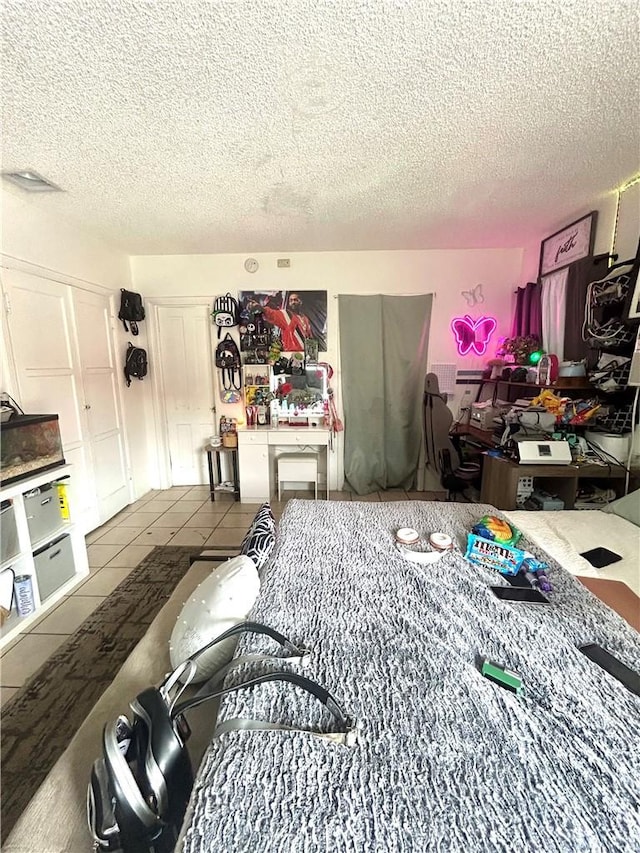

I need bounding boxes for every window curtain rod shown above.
[333,292,436,298]
[515,252,618,293]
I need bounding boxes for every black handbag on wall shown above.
[118,289,145,335]
[124,343,148,387]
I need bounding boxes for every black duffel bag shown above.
[87,621,356,852]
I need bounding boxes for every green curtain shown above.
[339,294,433,494]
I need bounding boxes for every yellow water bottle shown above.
[56,482,70,520]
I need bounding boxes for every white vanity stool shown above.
[277,453,319,500]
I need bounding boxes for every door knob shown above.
[85,404,91,410]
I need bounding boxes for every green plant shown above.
[498,335,542,364]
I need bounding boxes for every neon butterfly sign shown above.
[451,315,497,356]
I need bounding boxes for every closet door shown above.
[156,304,216,484]
[1,269,98,530]
[73,289,130,523]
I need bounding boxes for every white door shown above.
[3,270,131,530]
[156,304,216,484]
[1,269,97,530]
[73,289,130,522]
[237,439,269,502]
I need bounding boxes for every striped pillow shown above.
[240,502,276,570]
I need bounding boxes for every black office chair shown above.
[439,449,480,501]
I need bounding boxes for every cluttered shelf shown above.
[453,377,640,509]
[479,453,636,510]
[481,379,595,392]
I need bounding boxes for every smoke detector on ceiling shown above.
[2,170,62,192]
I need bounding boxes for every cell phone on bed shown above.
[579,644,640,697]
[491,586,550,604]
[579,547,622,569]
[501,572,533,588]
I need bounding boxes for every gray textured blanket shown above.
[180,500,640,853]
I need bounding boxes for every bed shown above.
[505,508,640,596]
[178,499,640,853]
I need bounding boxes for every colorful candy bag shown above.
[471,515,521,547]
[465,534,526,575]
[465,534,552,585]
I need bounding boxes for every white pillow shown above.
[169,554,260,683]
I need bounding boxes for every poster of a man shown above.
[239,290,327,351]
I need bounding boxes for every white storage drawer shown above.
[33,534,75,602]
[0,501,20,564]
[269,431,328,446]
[238,431,268,446]
[24,484,62,543]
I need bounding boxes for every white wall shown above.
[1,188,153,501]
[132,247,523,486]
[614,181,640,261]
[519,179,639,283]
[1,188,130,289]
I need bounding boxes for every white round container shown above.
[558,361,586,377]
[395,528,420,545]
[585,431,631,463]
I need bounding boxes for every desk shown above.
[480,453,626,510]
[205,445,240,502]
[238,426,331,502]
[452,424,497,448]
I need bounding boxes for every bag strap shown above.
[119,288,130,333]
[161,620,310,696]
[124,342,134,388]
[172,671,357,747]
[102,720,164,835]
[178,620,307,666]
[193,649,310,695]
[221,367,242,392]
[87,757,122,851]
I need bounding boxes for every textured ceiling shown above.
[2,0,639,255]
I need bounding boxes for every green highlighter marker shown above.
[481,660,524,695]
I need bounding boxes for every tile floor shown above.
[0,486,441,707]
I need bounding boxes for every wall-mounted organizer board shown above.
[0,464,89,648]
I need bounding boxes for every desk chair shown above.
[440,449,481,501]
[278,453,319,500]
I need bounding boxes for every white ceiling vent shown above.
[2,170,62,192]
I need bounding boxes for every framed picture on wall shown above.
[539,211,597,277]
[239,290,328,351]
[623,238,640,323]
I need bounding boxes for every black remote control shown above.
[579,644,640,697]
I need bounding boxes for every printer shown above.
[470,401,509,431]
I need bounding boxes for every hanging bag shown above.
[215,333,242,391]
[211,293,239,339]
[124,343,148,387]
[88,621,356,853]
[118,289,145,336]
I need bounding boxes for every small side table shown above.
[206,445,240,502]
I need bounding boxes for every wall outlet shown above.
[277,258,291,268]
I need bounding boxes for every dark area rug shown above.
[0,544,198,839]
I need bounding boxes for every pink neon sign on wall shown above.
[451,315,497,356]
